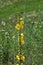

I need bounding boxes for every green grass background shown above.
[0,0,43,65]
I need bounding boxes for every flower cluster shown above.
[15,17,25,65]
[16,54,25,62]
[15,18,24,30]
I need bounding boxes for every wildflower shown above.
[21,37,24,40]
[20,33,24,45]
[21,55,25,62]
[16,63,19,65]
[19,18,23,21]
[21,36,24,40]
[20,21,24,29]
[20,25,24,29]
[16,55,20,61]
[20,21,24,25]
[15,23,20,30]
[21,40,25,45]
[21,33,24,37]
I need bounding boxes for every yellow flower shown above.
[20,21,24,25]
[19,18,23,21]
[16,63,19,65]
[21,33,24,40]
[20,33,24,45]
[16,55,20,61]
[15,23,20,30]
[21,55,25,62]
[20,21,24,29]
[21,33,24,37]
[21,40,25,45]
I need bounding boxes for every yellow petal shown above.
[21,55,25,62]
[21,33,24,36]
[20,20,24,29]
[19,18,23,20]
[16,55,20,61]
[15,24,20,30]
[20,21,24,25]
[20,25,24,29]
[21,40,25,45]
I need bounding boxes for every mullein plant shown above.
[15,17,25,65]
